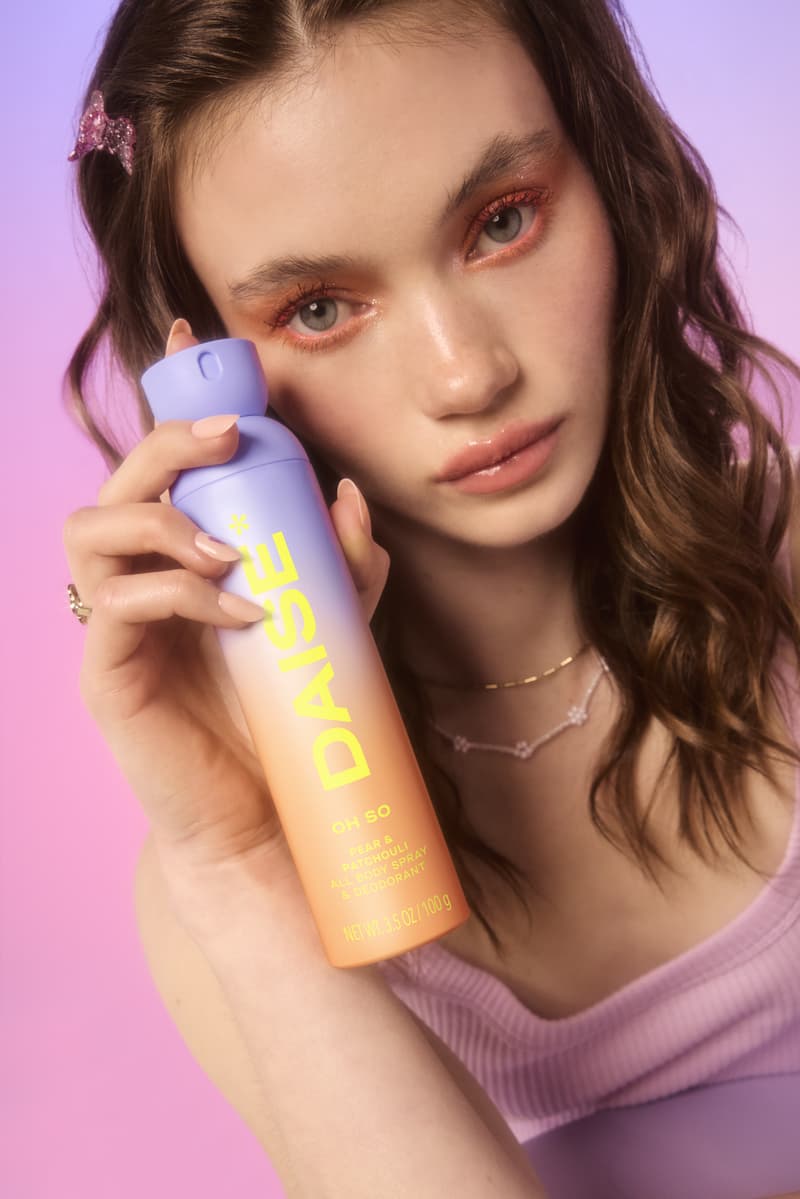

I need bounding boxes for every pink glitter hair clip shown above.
[68,89,136,176]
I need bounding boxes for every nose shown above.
[405,287,520,419]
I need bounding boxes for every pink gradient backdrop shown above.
[3,2,798,1196]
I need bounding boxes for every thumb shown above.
[331,478,390,623]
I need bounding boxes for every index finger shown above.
[96,415,240,508]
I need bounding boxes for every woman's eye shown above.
[268,288,370,348]
[486,207,524,243]
[471,201,538,257]
[292,296,341,333]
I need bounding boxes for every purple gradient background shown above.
[2,2,799,1196]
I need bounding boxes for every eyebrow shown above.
[227,127,559,304]
[442,127,559,219]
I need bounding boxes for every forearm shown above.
[195,880,545,1199]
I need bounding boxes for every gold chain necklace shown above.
[415,640,592,691]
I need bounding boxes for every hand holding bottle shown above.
[62,319,390,941]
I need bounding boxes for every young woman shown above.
[62,1,800,1195]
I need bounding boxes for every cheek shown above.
[262,368,377,467]
[514,212,617,381]
[556,212,615,325]
[246,349,339,436]
[566,191,618,336]
[477,170,615,343]
[253,334,406,457]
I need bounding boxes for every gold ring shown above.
[67,582,92,624]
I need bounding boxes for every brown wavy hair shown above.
[65,0,800,958]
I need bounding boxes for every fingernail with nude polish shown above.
[166,317,195,355]
[338,477,371,536]
[192,413,240,439]
[218,591,265,622]
[195,531,241,562]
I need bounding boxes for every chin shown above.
[448,465,595,551]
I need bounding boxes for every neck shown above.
[373,505,588,691]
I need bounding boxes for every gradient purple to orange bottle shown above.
[141,338,471,967]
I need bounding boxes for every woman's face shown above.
[175,15,618,552]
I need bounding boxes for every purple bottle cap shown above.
[141,338,269,422]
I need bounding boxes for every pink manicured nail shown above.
[195,531,241,562]
[192,413,240,439]
[337,477,371,534]
[218,590,265,622]
[166,318,196,356]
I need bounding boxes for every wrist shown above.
[152,830,323,963]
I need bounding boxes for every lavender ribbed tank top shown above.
[377,446,800,1198]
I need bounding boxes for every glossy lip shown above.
[434,416,564,483]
